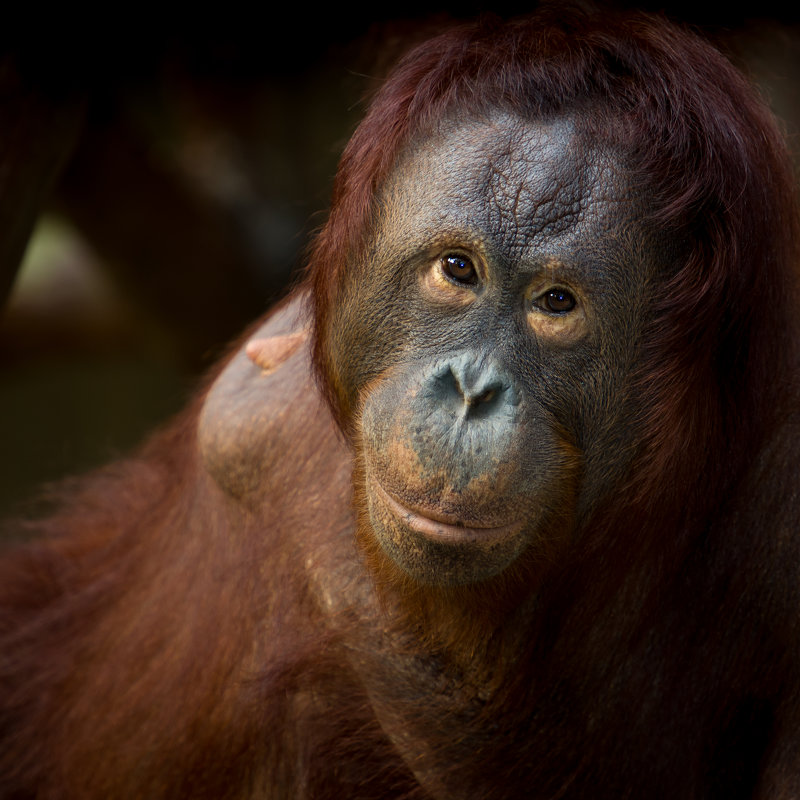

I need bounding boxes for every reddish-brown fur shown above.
[3,7,800,799]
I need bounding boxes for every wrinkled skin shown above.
[324,113,669,586]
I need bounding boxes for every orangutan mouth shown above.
[373,481,523,546]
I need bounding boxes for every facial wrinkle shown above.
[474,117,602,260]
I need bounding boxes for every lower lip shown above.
[374,482,522,545]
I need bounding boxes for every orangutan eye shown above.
[441,254,478,286]
[537,288,576,314]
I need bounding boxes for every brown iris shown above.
[441,255,478,285]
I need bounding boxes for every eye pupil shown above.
[443,255,477,284]
[543,289,576,314]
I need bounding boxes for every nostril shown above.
[432,357,512,414]
[469,387,496,407]
[447,366,498,407]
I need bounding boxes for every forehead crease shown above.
[480,132,591,245]
[378,115,626,253]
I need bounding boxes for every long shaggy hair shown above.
[310,5,799,529]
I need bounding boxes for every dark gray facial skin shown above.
[326,112,674,586]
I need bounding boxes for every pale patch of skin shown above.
[198,298,318,505]
[245,330,309,374]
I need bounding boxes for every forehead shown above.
[377,112,637,263]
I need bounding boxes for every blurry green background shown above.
[1,3,799,526]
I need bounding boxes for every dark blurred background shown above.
[0,2,798,524]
